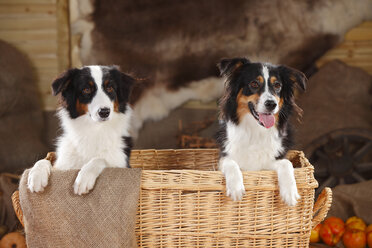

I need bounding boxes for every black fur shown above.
[107,67,134,114]
[216,58,307,159]
[217,57,250,76]
[122,136,133,167]
[52,67,97,119]
[215,121,227,157]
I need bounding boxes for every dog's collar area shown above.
[248,102,264,127]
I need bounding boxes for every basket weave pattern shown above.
[130,149,325,247]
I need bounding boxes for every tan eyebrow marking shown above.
[257,76,264,83]
[270,76,278,84]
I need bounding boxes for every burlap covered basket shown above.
[13,149,332,248]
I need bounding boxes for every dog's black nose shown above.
[264,100,277,111]
[98,108,110,118]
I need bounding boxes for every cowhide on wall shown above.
[72,0,372,136]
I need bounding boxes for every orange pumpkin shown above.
[0,232,26,248]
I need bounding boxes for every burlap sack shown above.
[19,168,141,248]
[326,180,372,223]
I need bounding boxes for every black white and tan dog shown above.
[27,66,134,195]
[216,58,306,206]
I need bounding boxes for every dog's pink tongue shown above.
[259,114,275,128]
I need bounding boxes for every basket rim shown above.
[130,149,313,169]
[140,168,318,191]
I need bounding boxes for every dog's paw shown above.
[226,176,245,201]
[27,159,52,193]
[73,170,98,195]
[279,181,300,206]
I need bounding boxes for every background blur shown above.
[0,0,371,237]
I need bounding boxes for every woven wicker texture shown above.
[130,149,329,248]
[13,149,332,248]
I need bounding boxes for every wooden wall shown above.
[0,0,70,111]
[317,21,372,75]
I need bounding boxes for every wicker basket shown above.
[12,149,332,248]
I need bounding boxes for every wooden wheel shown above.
[304,128,372,195]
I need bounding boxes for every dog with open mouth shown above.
[216,58,306,206]
[27,65,134,195]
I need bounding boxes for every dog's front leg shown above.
[220,157,245,201]
[274,159,300,206]
[27,159,52,193]
[73,158,107,195]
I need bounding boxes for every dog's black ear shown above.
[110,67,135,111]
[278,65,307,91]
[217,58,250,77]
[118,72,135,103]
[51,68,79,96]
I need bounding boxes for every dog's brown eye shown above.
[274,82,281,89]
[250,81,259,88]
[82,88,91,94]
[106,86,113,93]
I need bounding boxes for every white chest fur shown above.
[54,108,131,170]
[224,114,284,171]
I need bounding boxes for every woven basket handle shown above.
[311,187,332,229]
[12,190,24,227]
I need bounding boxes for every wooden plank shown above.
[0,4,55,15]
[38,67,59,76]
[337,40,372,48]
[31,57,59,68]
[321,47,372,53]
[339,59,372,65]
[0,13,55,19]
[345,28,372,41]
[56,0,70,72]
[0,17,56,30]
[8,40,57,54]
[0,0,56,4]
[360,21,372,27]
[0,29,56,42]
[320,52,372,58]
[316,21,372,75]
[29,53,57,60]
[25,58,58,69]
[344,21,372,41]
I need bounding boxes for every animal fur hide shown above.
[71,0,372,136]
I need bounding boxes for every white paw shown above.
[226,175,245,201]
[73,170,98,195]
[279,181,300,206]
[27,160,52,193]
